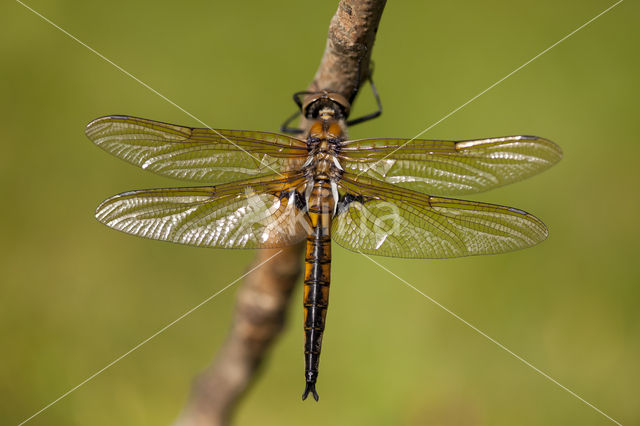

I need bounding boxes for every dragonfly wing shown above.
[332,174,548,258]
[95,174,309,249]
[339,136,561,196]
[86,115,308,184]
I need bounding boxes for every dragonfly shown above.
[86,87,561,401]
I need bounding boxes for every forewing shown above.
[339,136,562,196]
[95,174,309,249]
[86,115,308,184]
[332,174,548,258]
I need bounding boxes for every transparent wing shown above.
[332,174,548,258]
[95,173,309,249]
[339,136,562,196]
[86,115,308,184]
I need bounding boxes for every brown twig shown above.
[309,0,386,101]
[174,2,385,425]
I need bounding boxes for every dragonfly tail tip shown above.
[302,382,319,401]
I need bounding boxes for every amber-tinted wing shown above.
[339,136,562,196]
[333,173,548,258]
[95,173,309,249]
[86,115,308,184]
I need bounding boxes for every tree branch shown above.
[174,2,385,425]
[309,0,386,100]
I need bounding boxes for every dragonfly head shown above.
[302,90,351,121]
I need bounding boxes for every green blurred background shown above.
[2,1,638,425]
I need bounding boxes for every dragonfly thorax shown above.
[305,119,344,182]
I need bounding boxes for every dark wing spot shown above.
[335,193,365,216]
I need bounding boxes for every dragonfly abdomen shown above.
[302,180,334,401]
